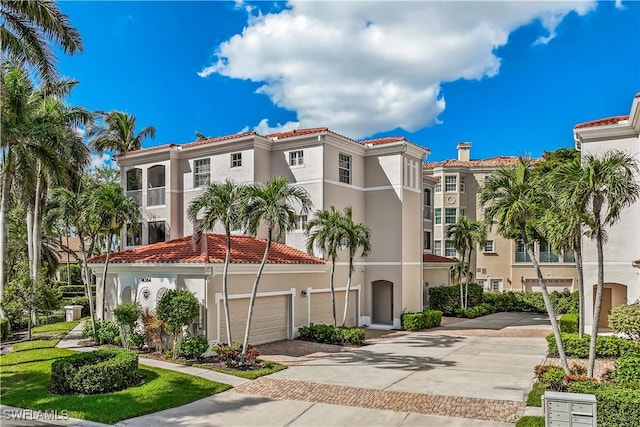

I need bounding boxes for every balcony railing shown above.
[423,208,432,220]
[563,252,576,263]
[147,187,166,206]
[515,251,531,263]
[127,190,142,206]
[539,252,559,263]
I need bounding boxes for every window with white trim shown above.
[126,223,141,246]
[445,175,457,192]
[434,208,441,225]
[231,152,242,168]
[148,221,166,244]
[445,241,456,257]
[491,279,502,291]
[194,159,210,187]
[424,231,431,250]
[292,215,307,231]
[433,240,441,256]
[339,153,351,184]
[289,150,304,166]
[484,240,494,253]
[460,176,466,192]
[445,208,456,224]
[434,182,441,193]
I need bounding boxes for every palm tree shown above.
[449,257,468,286]
[0,0,83,82]
[241,177,311,359]
[90,183,140,321]
[340,206,371,327]
[480,158,570,373]
[306,206,345,326]
[187,179,244,344]
[88,110,156,154]
[554,152,640,377]
[446,219,469,308]
[446,217,484,309]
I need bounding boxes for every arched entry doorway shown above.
[593,283,627,329]
[372,280,393,325]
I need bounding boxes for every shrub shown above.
[126,331,144,350]
[559,313,579,333]
[401,309,443,330]
[140,309,167,352]
[482,290,578,314]
[51,348,140,394]
[82,320,121,346]
[297,324,365,345]
[156,289,199,358]
[428,284,483,315]
[568,381,640,427]
[455,303,494,318]
[114,302,141,347]
[177,335,209,360]
[424,310,442,327]
[550,289,578,314]
[0,318,10,341]
[609,304,640,342]
[59,264,83,284]
[613,354,640,388]
[546,333,640,358]
[212,342,260,367]
[67,296,91,317]
[338,326,366,345]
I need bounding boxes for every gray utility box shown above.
[544,391,597,427]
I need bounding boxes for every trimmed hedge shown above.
[0,318,10,341]
[609,304,640,342]
[546,333,640,358]
[455,303,494,319]
[297,324,365,345]
[482,290,578,315]
[401,310,442,331]
[51,348,140,394]
[568,381,640,427]
[613,354,640,388]
[559,313,579,333]
[428,284,483,315]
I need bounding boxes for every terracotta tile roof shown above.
[424,175,440,183]
[574,115,630,129]
[87,234,325,265]
[423,156,520,169]
[359,136,406,146]
[423,253,455,263]
[182,131,257,149]
[114,143,177,159]
[266,127,328,139]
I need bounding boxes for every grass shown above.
[0,339,230,424]
[32,320,80,337]
[515,416,545,427]
[206,360,288,379]
[526,381,546,407]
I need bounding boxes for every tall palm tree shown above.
[554,152,640,377]
[306,206,346,327]
[241,177,311,359]
[446,219,468,308]
[340,206,371,327]
[480,158,570,373]
[449,257,468,286]
[0,0,83,82]
[187,179,244,344]
[446,216,484,309]
[90,183,140,321]
[87,110,156,154]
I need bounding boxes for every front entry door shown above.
[597,287,612,329]
[372,281,393,324]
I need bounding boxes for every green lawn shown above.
[0,339,231,424]
[515,416,545,427]
[32,320,80,337]
[526,382,546,407]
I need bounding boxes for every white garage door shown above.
[219,294,290,345]
[310,290,358,327]
[524,279,573,293]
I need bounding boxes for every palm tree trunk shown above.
[26,210,34,276]
[241,230,272,360]
[101,232,113,323]
[587,223,604,378]
[222,230,232,344]
[0,168,12,317]
[66,231,71,286]
[466,248,473,308]
[574,243,585,338]
[342,255,354,327]
[527,243,570,373]
[330,255,337,327]
[459,250,465,309]
[78,232,97,339]
[31,176,44,280]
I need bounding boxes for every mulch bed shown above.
[543,356,616,380]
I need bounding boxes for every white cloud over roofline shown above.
[200,1,596,139]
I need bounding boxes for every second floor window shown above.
[484,240,494,252]
[445,241,456,257]
[293,215,307,231]
[148,221,166,244]
[290,150,304,166]
[194,159,210,187]
[424,188,432,207]
[126,223,141,246]
[339,153,351,184]
[424,231,431,250]
[231,152,242,168]
[445,175,457,192]
[460,176,466,192]
[434,182,441,193]
[445,208,457,224]
[434,208,442,225]
[433,240,441,256]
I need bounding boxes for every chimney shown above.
[457,142,471,162]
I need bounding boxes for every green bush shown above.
[126,331,144,350]
[546,333,640,358]
[482,290,578,314]
[568,381,640,427]
[402,312,427,331]
[609,304,640,342]
[559,313,579,333]
[455,303,494,318]
[0,318,10,341]
[51,348,139,394]
[67,296,91,317]
[339,326,365,345]
[58,284,86,297]
[428,284,483,315]
[177,335,209,360]
[59,264,83,284]
[424,310,442,327]
[297,324,365,345]
[82,320,121,345]
[613,354,640,388]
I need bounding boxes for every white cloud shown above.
[200,1,596,139]
[89,152,112,170]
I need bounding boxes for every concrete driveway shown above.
[120,312,551,427]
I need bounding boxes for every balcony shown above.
[515,251,532,263]
[147,187,166,206]
[127,190,142,206]
[539,252,559,263]
[563,252,576,263]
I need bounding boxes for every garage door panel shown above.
[310,290,358,327]
[220,295,289,345]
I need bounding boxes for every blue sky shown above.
[57,1,639,164]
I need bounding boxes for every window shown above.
[434,182,441,193]
[339,153,351,184]
[460,208,466,217]
[460,176,466,192]
[126,223,141,246]
[293,215,307,231]
[477,279,486,289]
[484,240,494,253]
[433,240,441,256]
[445,208,456,224]
[434,208,442,225]
[491,279,501,292]
[194,159,210,187]
[423,231,431,250]
[515,241,533,263]
[445,241,456,257]
[445,175,457,192]
[289,150,304,166]
[424,188,432,207]
[148,221,166,244]
[231,152,242,168]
